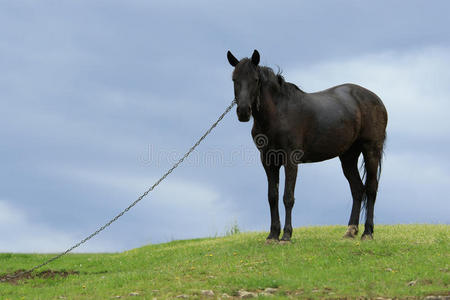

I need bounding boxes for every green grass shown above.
[1,225,448,299]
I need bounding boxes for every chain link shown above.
[3,99,236,281]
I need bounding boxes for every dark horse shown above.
[227,50,387,241]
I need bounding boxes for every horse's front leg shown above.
[281,162,298,242]
[263,160,281,242]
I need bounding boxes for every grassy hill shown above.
[0,225,448,299]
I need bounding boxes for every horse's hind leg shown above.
[361,143,383,240]
[339,145,364,238]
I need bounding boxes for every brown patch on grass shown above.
[0,269,79,285]
[418,279,433,285]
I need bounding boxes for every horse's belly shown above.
[301,150,342,163]
[300,131,356,163]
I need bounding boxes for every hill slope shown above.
[0,225,449,299]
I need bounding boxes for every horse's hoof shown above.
[343,225,358,239]
[265,239,279,245]
[343,232,355,239]
[361,233,373,240]
[279,240,291,245]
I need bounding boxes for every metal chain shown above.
[3,99,236,281]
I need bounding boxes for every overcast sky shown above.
[1,1,449,253]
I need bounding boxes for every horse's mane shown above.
[259,65,305,95]
[234,59,304,96]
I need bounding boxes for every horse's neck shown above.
[252,86,278,131]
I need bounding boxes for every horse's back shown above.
[295,83,387,161]
[308,83,387,141]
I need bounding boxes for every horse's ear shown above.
[251,49,260,66]
[227,51,239,67]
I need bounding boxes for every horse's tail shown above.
[360,132,387,216]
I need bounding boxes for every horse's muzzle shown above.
[237,105,251,122]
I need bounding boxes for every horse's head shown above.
[227,49,261,122]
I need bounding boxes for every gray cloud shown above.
[0,1,449,252]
